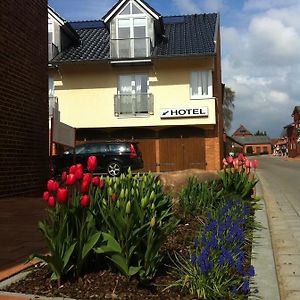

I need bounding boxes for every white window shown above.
[190,71,212,99]
[113,1,149,58]
[48,20,54,44]
[117,74,149,114]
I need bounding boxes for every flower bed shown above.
[1,155,260,299]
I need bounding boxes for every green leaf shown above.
[82,232,101,260]
[63,242,76,268]
[128,266,142,276]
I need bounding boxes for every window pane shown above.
[132,3,143,14]
[200,71,209,95]
[191,72,198,96]
[120,3,130,15]
[118,19,130,39]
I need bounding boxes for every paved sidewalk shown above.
[257,169,300,300]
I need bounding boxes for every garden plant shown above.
[2,154,261,299]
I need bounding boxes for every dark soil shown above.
[3,216,203,300]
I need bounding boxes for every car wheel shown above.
[107,161,122,177]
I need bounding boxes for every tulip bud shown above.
[156,180,161,186]
[108,187,112,197]
[119,189,125,200]
[149,191,155,201]
[87,155,97,171]
[125,188,129,199]
[141,197,148,209]
[126,201,131,214]
[135,189,139,197]
[131,188,135,196]
[99,179,105,189]
[253,159,259,169]
[47,180,56,192]
[151,203,155,211]
[150,216,156,227]
[116,200,120,208]
[76,164,83,171]
[114,183,117,191]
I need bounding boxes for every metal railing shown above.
[114,93,154,116]
[110,37,152,59]
[48,43,59,61]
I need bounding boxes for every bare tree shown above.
[223,86,235,132]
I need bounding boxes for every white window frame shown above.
[190,70,213,99]
[48,19,54,45]
[115,1,149,58]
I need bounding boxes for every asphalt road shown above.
[255,155,300,299]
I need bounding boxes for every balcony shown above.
[48,43,59,61]
[114,93,154,117]
[110,38,152,60]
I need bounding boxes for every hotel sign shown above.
[160,107,208,119]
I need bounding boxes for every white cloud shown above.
[172,0,201,14]
[222,2,300,137]
[203,0,224,11]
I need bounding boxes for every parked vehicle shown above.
[51,141,143,177]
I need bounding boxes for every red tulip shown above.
[43,191,49,202]
[61,171,67,182]
[226,156,234,164]
[48,196,56,208]
[80,180,89,193]
[222,158,228,166]
[80,195,90,208]
[238,153,245,162]
[253,160,259,169]
[47,180,55,192]
[99,179,105,189]
[87,156,97,171]
[57,188,68,204]
[66,174,76,186]
[76,163,83,170]
[92,176,100,186]
[75,168,83,180]
[111,192,116,202]
[69,165,77,174]
[83,173,92,184]
[244,159,251,168]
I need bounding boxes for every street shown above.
[256,155,300,299]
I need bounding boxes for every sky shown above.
[48,0,300,138]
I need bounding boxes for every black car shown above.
[51,141,143,177]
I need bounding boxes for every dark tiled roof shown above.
[233,136,272,145]
[51,13,218,64]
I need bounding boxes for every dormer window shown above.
[110,1,153,59]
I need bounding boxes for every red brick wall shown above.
[0,0,48,197]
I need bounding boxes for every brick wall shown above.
[0,0,48,197]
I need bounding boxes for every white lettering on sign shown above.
[160,107,209,119]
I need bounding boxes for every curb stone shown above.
[249,179,280,300]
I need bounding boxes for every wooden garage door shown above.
[137,139,156,172]
[160,136,205,172]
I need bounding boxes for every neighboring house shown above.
[48,0,224,172]
[285,106,300,158]
[231,125,272,155]
[0,0,48,197]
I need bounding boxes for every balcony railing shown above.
[114,93,154,116]
[48,43,59,61]
[110,37,152,59]
[49,96,58,118]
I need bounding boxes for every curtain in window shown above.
[119,75,133,114]
[191,71,210,97]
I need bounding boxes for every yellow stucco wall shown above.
[51,57,216,129]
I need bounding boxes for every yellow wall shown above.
[51,57,216,129]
